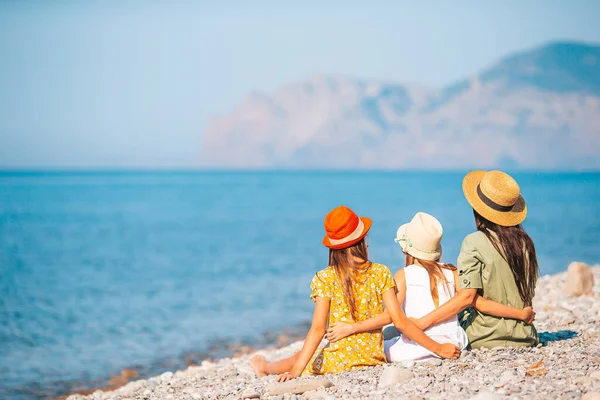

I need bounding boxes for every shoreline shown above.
[48,324,310,400]
[65,266,600,400]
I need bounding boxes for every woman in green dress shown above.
[413,170,539,348]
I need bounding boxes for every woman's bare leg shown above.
[250,352,300,377]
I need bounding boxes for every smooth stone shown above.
[496,370,516,387]
[379,366,414,387]
[469,391,503,400]
[426,358,442,366]
[303,392,327,400]
[591,370,600,380]
[266,379,334,396]
[565,262,594,296]
[401,360,416,368]
[242,389,260,399]
[160,371,174,381]
[217,366,238,379]
[583,393,600,400]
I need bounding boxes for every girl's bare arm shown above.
[277,296,330,381]
[383,288,460,359]
[325,269,407,341]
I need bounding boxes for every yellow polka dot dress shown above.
[304,262,396,375]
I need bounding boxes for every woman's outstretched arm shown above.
[415,270,534,330]
[325,269,409,342]
[276,296,330,382]
[383,288,460,359]
[414,287,478,330]
[474,295,535,323]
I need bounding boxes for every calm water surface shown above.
[1,171,599,399]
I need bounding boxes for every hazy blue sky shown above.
[1,1,599,168]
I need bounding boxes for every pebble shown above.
[160,371,174,381]
[62,266,600,400]
[379,366,414,387]
[242,388,260,399]
[401,360,416,368]
[468,391,502,400]
[427,358,443,366]
[303,391,327,399]
[266,379,334,396]
[496,370,516,387]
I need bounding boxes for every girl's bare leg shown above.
[250,352,300,377]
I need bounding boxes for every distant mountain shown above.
[201,42,600,169]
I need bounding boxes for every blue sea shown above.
[1,171,599,399]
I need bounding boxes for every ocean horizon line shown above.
[1,167,600,175]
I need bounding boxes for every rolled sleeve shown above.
[310,270,333,301]
[457,235,484,290]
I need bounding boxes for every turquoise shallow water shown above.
[0,171,599,399]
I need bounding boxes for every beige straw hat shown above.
[394,212,443,261]
[462,170,527,227]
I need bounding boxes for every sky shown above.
[1,1,599,168]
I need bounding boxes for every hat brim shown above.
[395,223,442,261]
[323,217,372,250]
[463,170,527,227]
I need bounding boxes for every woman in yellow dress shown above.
[250,206,460,381]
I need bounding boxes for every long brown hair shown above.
[328,238,370,321]
[473,210,539,305]
[405,253,456,307]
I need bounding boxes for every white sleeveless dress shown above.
[384,264,469,362]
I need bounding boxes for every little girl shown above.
[326,212,534,362]
[250,206,460,381]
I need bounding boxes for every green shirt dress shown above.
[458,230,538,349]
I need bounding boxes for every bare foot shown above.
[250,355,268,378]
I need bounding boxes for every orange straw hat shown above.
[462,170,527,227]
[322,206,372,250]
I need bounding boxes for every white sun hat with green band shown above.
[394,212,443,261]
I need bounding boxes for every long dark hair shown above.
[328,238,370,321]
[473,210,539,305]
[405,253,456,308]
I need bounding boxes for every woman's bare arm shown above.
[474,295,535,323]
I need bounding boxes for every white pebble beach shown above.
[66,266,600,400]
